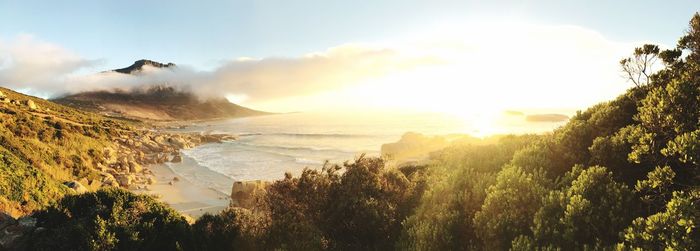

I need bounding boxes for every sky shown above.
[0,0,698,116]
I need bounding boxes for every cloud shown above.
[0,35,99,96]
[198,44,440,100]
[0,36,439,102]
[0,23,653,114]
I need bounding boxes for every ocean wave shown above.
[295,158,324,165]
[237,132,263,137]
[234,141,359,154]
[238,132,376,138]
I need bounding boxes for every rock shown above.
[230,180,268,209]
[16,217,35,228]
[141,140,162,152]
[101,173,118,187]
[88,179,102,190]
[171,153,182,163]
[128,161,142,173]
[0,90,5,99]
[172,177,180,182]
[23,100,38,110]
[154,135,168,145]
[157,153,168,163]
[381,132,450,163]
[168,136,189,149]
[103,147,117,163]
[96,163,107,172]
[168,181,174,185]
[147,177,156,185]
[63,180,88,194]
[116,174,134,187]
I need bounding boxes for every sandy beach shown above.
[134,162,231,219]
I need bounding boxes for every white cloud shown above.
[0,23,652,115]
[0,35,99,96]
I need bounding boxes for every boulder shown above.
[63,180,88,194]
[23,100,38,110]
[168,136,188,149]
[103,147,117,163]
[16,217,35,228]
[171,153,182,163]
[128,161,142,173]
[230,180,268,209]
[141,140,162,152]
[118,156,129,167]
[116,174,134,187]
[154,135,168,145]
[147,176,157,185]
[0,90,5,99]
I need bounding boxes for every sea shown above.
[165,111,566,194]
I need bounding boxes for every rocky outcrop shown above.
[230,180,269,209]
[96,130,237,190]
[0,92,41,111]
[381,132,449,163]
[0,91,8,104]
[23,100,38,111]
[63,180,88,194]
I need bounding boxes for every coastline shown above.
[134,161,231,219]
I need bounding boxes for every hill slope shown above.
[0,87,127,216]
[53,60,269,121]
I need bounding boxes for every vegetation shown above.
[0,87,131,216]
[3,11,700,251]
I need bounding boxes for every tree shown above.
[620,44,660,87]
[473,166,550,250]
[622,191,700,250]
[192,207,267,251]
[29,188,193,251]
[532,166,635,249]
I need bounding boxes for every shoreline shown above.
[133,161,231,219]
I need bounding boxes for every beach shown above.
[134,162,231,219]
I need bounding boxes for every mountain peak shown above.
[113,59,176,74]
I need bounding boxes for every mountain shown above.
[112,59,176,74]
[54,60,269,121]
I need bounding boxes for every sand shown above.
[134,163,231,219]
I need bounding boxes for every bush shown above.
[30,188,193,251]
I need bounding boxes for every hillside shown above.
[0,87,126,216]
[0,87,227,217]
[53,60,269,121]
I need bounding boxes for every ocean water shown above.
[165,111,566,194]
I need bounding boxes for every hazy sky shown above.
[1,0,696,69]
[0,1,698,114]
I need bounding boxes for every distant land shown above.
[525,113,569,122]
[53,60,269,121]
